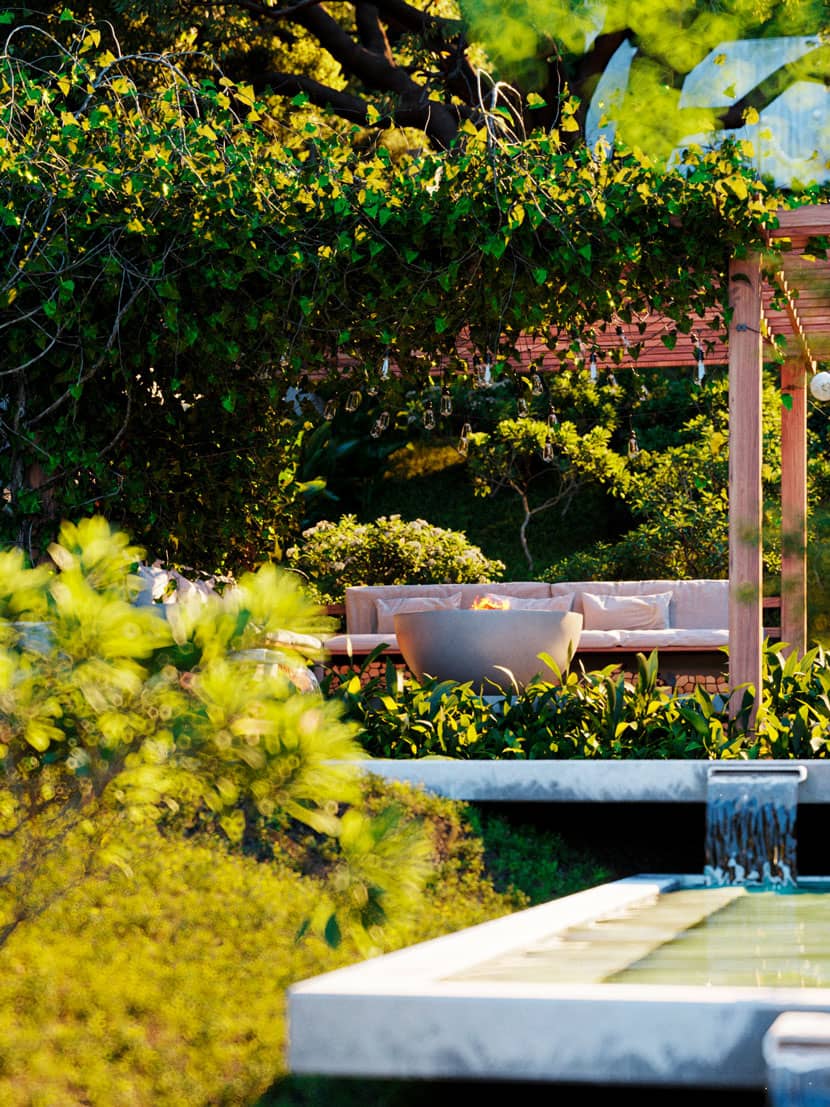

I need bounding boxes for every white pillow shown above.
[374,593,463,633]
[472,592,574,612]
[582,591,673,631]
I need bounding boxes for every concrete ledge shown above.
[352,758,830,803]
[289,873,830,1087]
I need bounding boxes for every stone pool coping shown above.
[288,872,830,1088]
[350,758,830,803]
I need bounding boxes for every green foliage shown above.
[463,808,615,905]
[287,515,505,604]
[467,413,630,572]
[331,645,830,761]
[0,777,532,1106]
[544,376,784,582]
[1,12,793,571]
[0,515,443,953]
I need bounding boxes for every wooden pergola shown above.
[729,203,830,700]
[476,203,830,700]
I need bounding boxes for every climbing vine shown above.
[0,12,809,566]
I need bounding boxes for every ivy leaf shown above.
[781,393,794,412]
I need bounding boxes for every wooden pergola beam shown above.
[780,355,808,656]
[728,251,764,714]
[771,270,817,372]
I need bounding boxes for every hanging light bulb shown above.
[517,397,529,418]
[423,399,436,430]
[689,334,704,386]
[607,371,618,391]
[542,436,554,463]
[345,389,362,412]
[370,410,390,437]
[458,421,472,457]
[627,428,640,457]
[483,353,493,386]
[547,405,559,428]
[461,421,472,439]
[589,352,598,382]
[616,324,630,351]
[323,398,338,420]
[380,351,390,380]
[530,373,544,396]
[440,386,453,417]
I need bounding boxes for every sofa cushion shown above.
[375,592,463,633]
[472,592,574,612]
[615,629,729,649]
[582,591,673,631]
[323,633,397,653]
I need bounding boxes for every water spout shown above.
[704,765,807,888]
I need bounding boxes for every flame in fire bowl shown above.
[393,609,583,689]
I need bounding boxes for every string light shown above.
[380,351,390,380]
[693,334,706,384]
[457,421,472,457]
[483,352,493,386]
[370,410,390,437]
[530,373,544,396]
[323,398,338,420]
[516,397,529,418]
[423,399,436,430]
[542,436,554,463]
[547,405,559,428]
[589,352,598,382]
[607,371,618,391]
[440,386,453,417]
[616,324,630,351]
[345,389,362,412]
[627,428,640,457]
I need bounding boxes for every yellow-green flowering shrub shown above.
[0,516,434,952]
[0,784,525,1107]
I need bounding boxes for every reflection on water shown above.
[445,886,830,989]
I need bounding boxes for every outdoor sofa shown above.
[321,580,781,688]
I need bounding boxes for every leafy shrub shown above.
[286,515,505,604]
[0,516,439,953]
[0,777,532,1107]
[329,646,830,761]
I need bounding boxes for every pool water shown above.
[446,883,830,989]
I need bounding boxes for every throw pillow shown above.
[581,591,673,631]
[472,592,574,612]
[374,593,463,634]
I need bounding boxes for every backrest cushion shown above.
[553,579,728,629]
[345,582,553,632]
[375,592,463,633]
[582,591,673,631]
[473,592,574,612]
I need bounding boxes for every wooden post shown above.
[780,356,808,657]
[728,252,764,717]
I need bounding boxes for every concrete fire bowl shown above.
[393,609,583,689]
